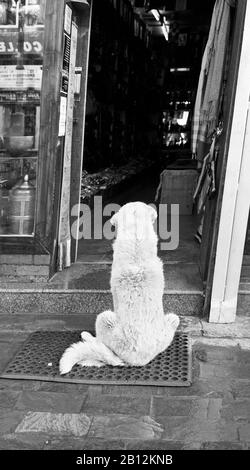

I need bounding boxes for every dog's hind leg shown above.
[81,312,116,344]
[81,311,117,344]
[95,311,126,366]
[164,313,180,331]
[80,312,116,350]
[95,310,117,340]
[158,313,180,352]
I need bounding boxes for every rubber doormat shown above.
[1,331,192,387]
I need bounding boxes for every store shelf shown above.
[0,151,38,161]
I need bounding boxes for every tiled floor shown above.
[0,317,250,450]
[76,215,200,264]
[77,165,200,264]
[50,215,202,293]
[50,261,203,292]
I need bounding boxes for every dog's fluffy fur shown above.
[59,202,179,374]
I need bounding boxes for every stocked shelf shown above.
[0,151,38,160]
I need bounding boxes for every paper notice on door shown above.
[58,95,67,137]
[64,4,72,36]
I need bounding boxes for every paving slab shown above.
[158,416,238,442]
[0,409,26,436]
[0,391,21,409]
[220,399,250,421]
[88,415,164,440]
[151,397,210,419]
[201,317,250,338]
[238,423,250,441]
[0,311,202,334]
[0,432,47,450]
[15,412,92,437]
[0,313,96,333]
[15,391,87,413]
[231,381,250,399]
[81,394,151,416]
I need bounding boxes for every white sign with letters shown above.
[0,65,42,90]
[58,95,67,137]
[64,4,72,35]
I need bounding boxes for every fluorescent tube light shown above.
[162,25,170,41]
[170,67,191,72]
[151,9,160,21]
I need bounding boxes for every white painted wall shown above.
[209,0,250,323]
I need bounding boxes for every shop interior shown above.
[76,0,216,279]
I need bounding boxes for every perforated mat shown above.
[1,331,192,386]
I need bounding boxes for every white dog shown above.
[59,202,179,374]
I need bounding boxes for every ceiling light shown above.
[163,16,169,26]
[162,24,170,41]
[170,67,191,72]
[151,9,160,22]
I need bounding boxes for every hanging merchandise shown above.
[191,0,236,162]
[193,129,221,214]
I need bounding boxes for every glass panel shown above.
[0,0,46,236]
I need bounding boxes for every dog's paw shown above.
[81,331,95,342]
[165,313,180,331]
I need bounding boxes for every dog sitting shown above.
[59,202,179,374]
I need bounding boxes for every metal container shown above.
[0,181,8,234]
[9,175,36,235]
[4,136,34,155]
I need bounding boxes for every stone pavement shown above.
[0,316,250,450]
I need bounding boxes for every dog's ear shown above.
[110,211,118,226]
[147,205,157,223]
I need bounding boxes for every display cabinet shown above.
[0,0,45,235]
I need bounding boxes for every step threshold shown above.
[0,286,203,295]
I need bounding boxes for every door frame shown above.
[204,0,250,323]
[35,0,67,275]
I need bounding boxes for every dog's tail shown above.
[59,336,125,374]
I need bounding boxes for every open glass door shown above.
[69,0,92,267]
[33,0,92,274]
[56,0,92,270]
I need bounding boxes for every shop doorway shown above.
[52,0,244,316]
[71,0,216,290]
